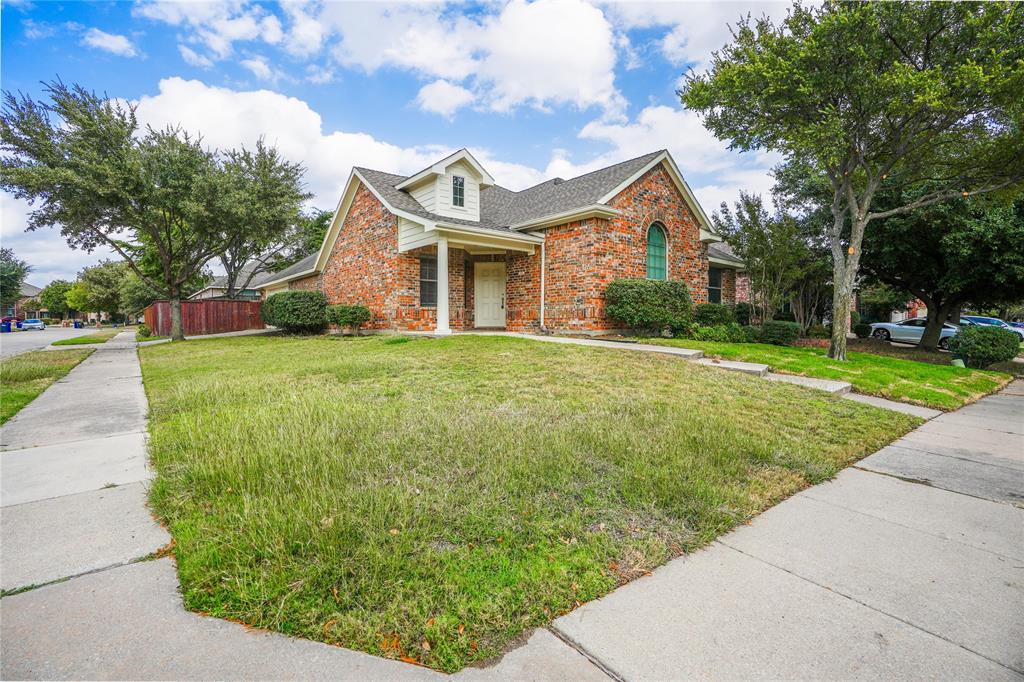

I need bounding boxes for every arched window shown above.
[646,223,667,280]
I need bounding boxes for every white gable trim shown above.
[395,148,495,190]
[598,151,722,243]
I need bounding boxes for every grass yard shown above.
[642,338,1009,410]
[0,349,94,424]
[140,334,918,672]
[51,327,122,345]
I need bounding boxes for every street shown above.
[0,326,98,358]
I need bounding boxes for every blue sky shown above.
[2,0,789,285]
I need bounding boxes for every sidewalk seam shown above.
[796,483,1024,561]
[880,443,1023,472]
[715,541,1024,676]
[546,626,626,682]
[850,465,1022,508]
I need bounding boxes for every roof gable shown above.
[395,148,495,190]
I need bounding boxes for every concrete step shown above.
[766,373,852,395]
[842,393,942,420]
[694,357,769,377]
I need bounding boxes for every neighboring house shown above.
[4,282,41,319]
[189,263,276,300]
[258,148,743,334]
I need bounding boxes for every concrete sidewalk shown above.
[554,380,1024,680]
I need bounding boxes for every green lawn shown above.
[0,349,94,424]
[642,338,1009,410]
[140,334,918,672]
[51,327,122,345]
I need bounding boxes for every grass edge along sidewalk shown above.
[139,333,920,673]
[0,349,94,424]
[51,327,123,346]
[642,338,1010,411]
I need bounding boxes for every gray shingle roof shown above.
[356,150,666,233]
[19,282,41,297]
[262,253,317,283]
[708,243,744,266]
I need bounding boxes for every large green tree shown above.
[76,260,129,321]
[213,140,309,298]
[862,195,1024,350]
[680,1,1024,359]
[0,82,228,340]
[39,279,72,318]
[0,247,30,309]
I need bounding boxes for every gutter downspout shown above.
[539,239,549,334]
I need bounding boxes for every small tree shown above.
[680,2,1024,359]
[712,192,804,324]
[213,141,309,298]
[0,247,30,310]
[77,260,128,322]
[39,279,72,319]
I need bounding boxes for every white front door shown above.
[474,262,506,328]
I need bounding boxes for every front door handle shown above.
[501,296,505,310]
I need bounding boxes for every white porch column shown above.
[435,235,451,335]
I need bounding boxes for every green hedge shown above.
[759,320,800,346]
[326,304,371,334]
[853,323,872,339]
[694,303,734,326]
[947,326,1020,368]
[808,324,831,339]
[691,323,750,343]
[263,290,327,333]
[605,279,693,335]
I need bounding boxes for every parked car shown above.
[21,318,46,330]
[869,317,962,350]
[1009,321,1024,331]
[960,315,1024,341]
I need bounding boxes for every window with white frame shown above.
[452,176,465,207]
[419,256,438,307]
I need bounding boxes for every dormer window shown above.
[452,176,465,207]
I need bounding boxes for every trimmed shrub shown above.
[137,323,153,338]
[741,325,761,343]
[850,310,861,326]
[853,322,872,339]
[808,324,830,339]
[947,326,1020,369]
[695,303,734,326]
[326,304,371,334]
[734,302,753,326]
[263,290,327,333]
[691,322,750,343]
[605,279,693,335]
[759,320,800,346]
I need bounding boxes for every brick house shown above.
[259,149,746,334]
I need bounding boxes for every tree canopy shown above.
[680,1,1024,359]
[862,194,1024,349]
[0,247,30,307]
[39,279,72,318]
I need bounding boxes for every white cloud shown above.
[22,19,55,39]
[240,56,283,82]
[81,28,139,57]
[281,1,326,57]
[134,0,282,60]
[320,0,623,115]
[416,80,475,118]
[179,44,214,68]
[1,194,118,286]
[304,64,334,84]
[605,1,793,72]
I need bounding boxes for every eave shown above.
[509,204,622,231]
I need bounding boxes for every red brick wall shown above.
[289,275,319,291]
[536,164,707,331]
[735,272,750,304]
[721,269,736,305]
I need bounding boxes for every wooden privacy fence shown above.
[143,299,264,337]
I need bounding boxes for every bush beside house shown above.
[326,304,371,335]
[605,279,693,335]
[263,291,327,334]
[759,321,801,346]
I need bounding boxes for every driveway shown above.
[0,326,98,358]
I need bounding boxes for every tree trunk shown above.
[169,292,185,341]
[827,243,858,361]
[919,300,953,351]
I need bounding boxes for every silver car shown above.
[21,318,46,330]
[960,315,1024,341]
[869,317,961,350]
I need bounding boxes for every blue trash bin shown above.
[73,320,83,329]
[0,322,11,333]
